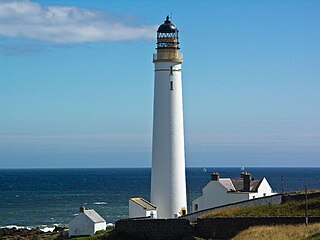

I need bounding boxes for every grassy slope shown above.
[70,229,113,240]
[69,228,146,240]
[1,232,61,240]
[198,193,320,240]
[201,197,320,218]
[233,223,320,240]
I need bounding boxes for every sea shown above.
[1,167,320,229]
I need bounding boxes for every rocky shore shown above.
[0,226,66,240]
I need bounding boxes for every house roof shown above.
[219,179,235,191]
[130,197,157,210]
[83,209,106,223]
[219,178,263,192]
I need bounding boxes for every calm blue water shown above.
[0,167,319,228]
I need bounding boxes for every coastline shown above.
[0,225,67,240]
[1,168,320,230]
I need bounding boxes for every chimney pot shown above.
[80,206,85,213]
[242,172,252,192]
[211,172,220,181]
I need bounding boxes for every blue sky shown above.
[0,0,319,168]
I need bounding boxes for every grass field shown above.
[200,195,320,218]
[70,228,113,240]
[233,223,320,240]
[198,192,320,239]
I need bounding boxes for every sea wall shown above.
[196,217,320,239]
[182,193,283,222]
[115,218,194,240]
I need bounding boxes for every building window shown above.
[170,66,173,75]
[194,204,198,211]
[170,81,174,90]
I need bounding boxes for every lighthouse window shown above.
[170,81,174,90]
[170,66,173,75]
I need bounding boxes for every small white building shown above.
[192,172,276,212]
[129,197,157,219]
[69,206,106,237]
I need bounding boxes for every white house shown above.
[192,172,276,212]
[69,206,106,237]
[129,197,157,219]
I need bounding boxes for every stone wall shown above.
[283,191,320,203]
[196,217,320,239]
[182,193,283,222]
[115,218,194,240]
[115,216,320,240]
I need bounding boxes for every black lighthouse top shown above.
[158,16,178,33]
[157,16,179,50]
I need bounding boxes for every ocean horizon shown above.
[1,167,319,229]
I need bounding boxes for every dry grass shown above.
[233,223,320,240]
[201,197,320,218]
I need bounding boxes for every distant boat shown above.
[240,166,245,171]
[203,168,207,172]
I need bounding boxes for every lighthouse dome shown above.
[155,16,181,57]
[157,16,178,33]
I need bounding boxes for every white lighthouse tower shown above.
[150,16,187,219]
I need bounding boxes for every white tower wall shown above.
[151,59,187,218]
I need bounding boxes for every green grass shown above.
[69,228,113,240]
[200,196,320,218]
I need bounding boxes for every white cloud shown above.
[0,0,156,43]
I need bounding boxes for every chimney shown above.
[80,206,85,213]
[211,172,220,181]
[242,172,251,192]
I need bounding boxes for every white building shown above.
[129,197,157,219]
[69,206,106,237]
[192,172,276,212]
[150,16,187,219]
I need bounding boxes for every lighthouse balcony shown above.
[153,53,183,63]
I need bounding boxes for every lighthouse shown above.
[150,16,187,218]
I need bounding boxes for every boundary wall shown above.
[116,217,320,240]
[182,194,282,222]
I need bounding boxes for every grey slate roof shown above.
[219,178,263,192]
[83,209,106,223]
[219,179,235,191]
